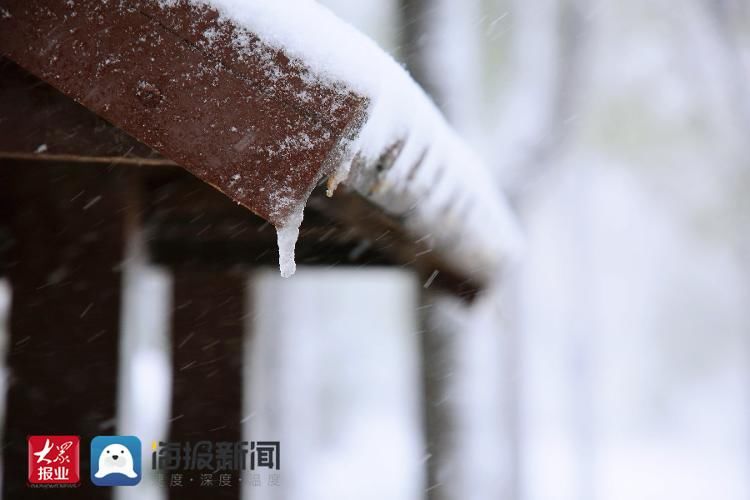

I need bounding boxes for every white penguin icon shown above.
[94,443,138,478]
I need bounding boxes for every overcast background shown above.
[317,1,750,499]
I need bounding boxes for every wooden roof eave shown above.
[0,0,521,296]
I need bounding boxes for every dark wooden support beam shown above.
[141,168,478,297]
[169,270,245,498]
[418,293,457,500]
[0,161,127,498]
[307,191,480,299]
[0,0,367,225]
[141,169,399,268]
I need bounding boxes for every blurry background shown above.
[315,1,750,499]
[1,1,750,500]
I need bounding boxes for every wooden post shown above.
[168,270,246,499]
[0,160,128,498]
[418,293,456,500]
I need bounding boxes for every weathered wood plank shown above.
[0,0,368,225]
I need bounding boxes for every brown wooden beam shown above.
[139,167,478,297]
[0,0,367,225]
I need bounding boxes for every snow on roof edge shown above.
[177,0,524,280]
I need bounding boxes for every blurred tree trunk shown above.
[401,0,483,143]
[493,0,590,199]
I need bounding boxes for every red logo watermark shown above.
[27,435,80,486]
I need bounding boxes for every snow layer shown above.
[176,0,523,278]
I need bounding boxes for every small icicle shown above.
[326,167,349,197]
[275,207,305,278]
[326,140,359,197]
[325,176,339,197]
[276,225,299,278]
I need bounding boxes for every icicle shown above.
[325,142,358,197]
[325,175,340,197]
[274,207,305,278]
[276,224,299,278]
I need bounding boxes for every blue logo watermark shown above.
[90,436,142,486]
